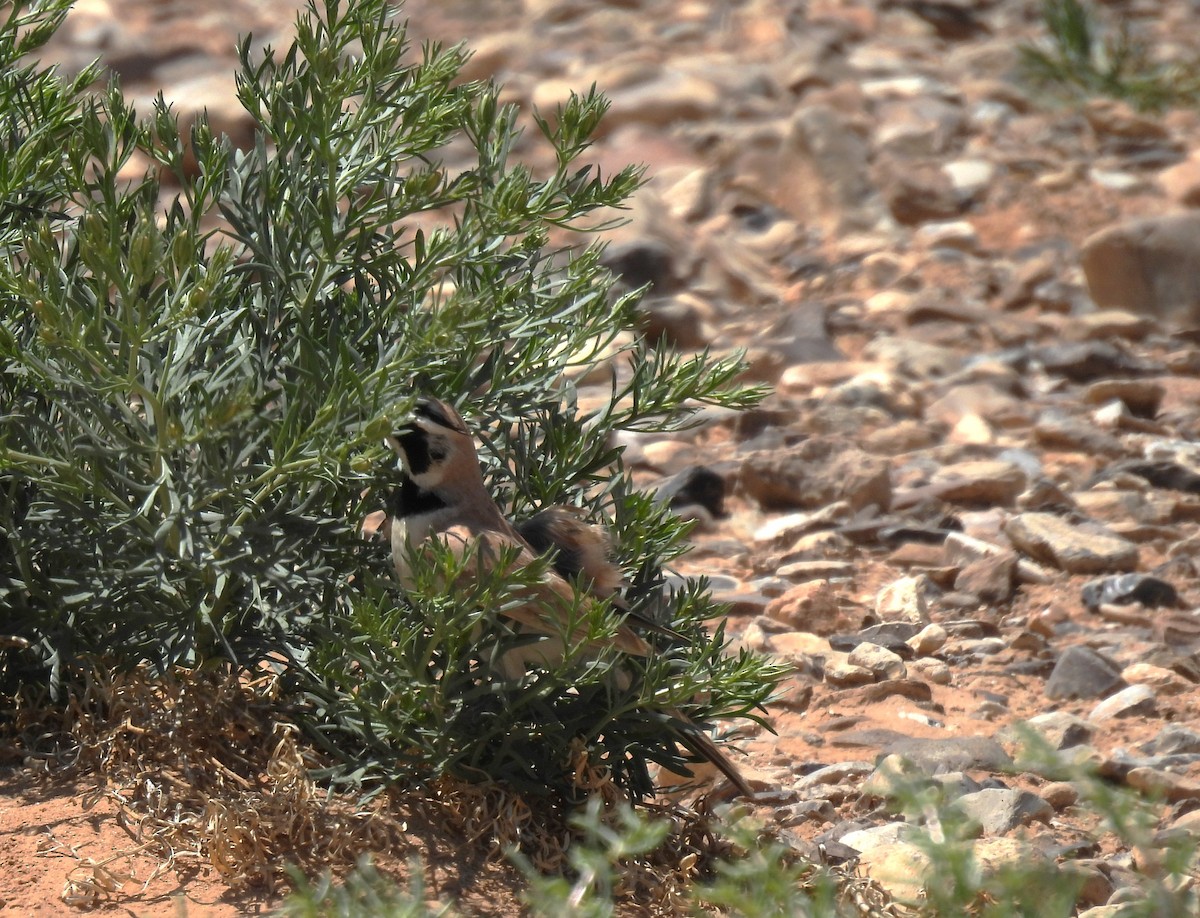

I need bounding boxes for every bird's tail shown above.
[670,709,755,799]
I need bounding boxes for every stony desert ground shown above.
[7,0,1200,914]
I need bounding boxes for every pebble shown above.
[874,575,931,625]
[847,642,907,680]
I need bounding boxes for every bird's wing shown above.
[433,525,652,658]
[516,507,687,642]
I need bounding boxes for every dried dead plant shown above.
[10,664,408,897]
[6,663,754,914]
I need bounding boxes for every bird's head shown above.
[385,396,480,491]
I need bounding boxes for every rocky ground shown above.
[9,0,1200,914]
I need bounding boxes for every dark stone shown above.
[829,623,918,658]
[1143,726,1200,756]
[601,238,684,295]
[1032,341,1158,383]
[1112,461,1200,494]
[654,465,726,518]
[954,552,1016,604]
[1081,573,1180,611]
[1045,646,1125,700]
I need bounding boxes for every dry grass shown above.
[0,664,740,913]
[11,665,405,901]
[3,664,902,916]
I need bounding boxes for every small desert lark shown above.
[385,395,753,798]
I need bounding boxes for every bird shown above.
[516,505,625,600]
[384,395,754,798]
[516,505,687,643]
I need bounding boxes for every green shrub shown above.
[281,857,451,918]
[0,0,780,800]
[1018,0,1200,112]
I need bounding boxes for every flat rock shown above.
[1022,711,1097,750]
[879,736,1013,773]
[1003,513,1139,574]
[1088,684,1156,721]
[741,437,892,511]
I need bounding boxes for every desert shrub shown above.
[1019,0,1200,112]
[0,0,780,801]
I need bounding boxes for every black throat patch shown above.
[389,476,448,518]
[395,428,435,476]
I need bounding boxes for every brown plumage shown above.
[385,396,753,798]
[516,506,686,642]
